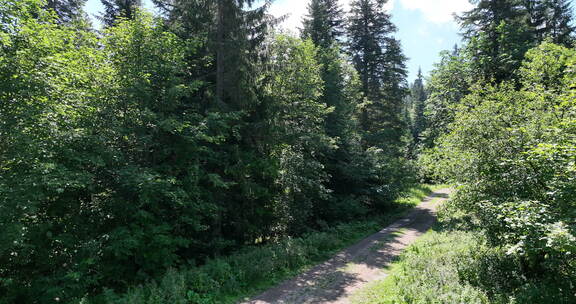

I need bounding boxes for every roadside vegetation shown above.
[96,184,442,304]
[1,1,413,303]
[380,0,576,302]
[352,199,575,304]
[355,25,576,303]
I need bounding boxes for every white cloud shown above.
[398,0,472,24]
[417,25,430,37]
[270,0,395,32]
[268,1,309,33]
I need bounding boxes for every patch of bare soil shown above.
[242,188,452,304]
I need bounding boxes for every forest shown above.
[0,0,574,303]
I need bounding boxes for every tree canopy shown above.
[1,0,575,302]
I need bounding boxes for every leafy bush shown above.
[428,42,576,287]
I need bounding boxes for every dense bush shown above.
[99,220,383,304]
[0,5,222,302]
[429,42,576,294]
[352,230,493,304]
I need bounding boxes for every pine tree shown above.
[459,0,533,82]
[45,0,86,23]
[347,0,407,149]
[100,0,142,27]
[301,0,344,48]
[410,68,426,144]
[525,0,575,47]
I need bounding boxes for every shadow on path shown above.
[243,188,452,304]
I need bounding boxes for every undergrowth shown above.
[88,185,444,304]
[351,199,576,304]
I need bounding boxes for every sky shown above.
[84,0,474,82]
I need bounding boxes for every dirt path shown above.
[242,188,452,304]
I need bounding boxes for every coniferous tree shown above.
[347,0,407,149]
[302,0,347,139]
[525,0,575,47]
[100,0,142,27]
[155,0,273,109]
[381,37,408,129]
[214,0,272,109]
[301,0,344,48]
[45,0,86,23]
[459,0,533,82]
[151,0,279,246]
[410,68,426,144]
[421,45,473,149]
[302,0,363,220]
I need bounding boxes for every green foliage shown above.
[263,34,331,234]
[99,220,381,304]
[457,0,575,83]
[413,2,576,302]
[404,68,427,157]
[0,0,420,302]
[0,1,112,301]
[525,0,575,47]
[301,0,344,48]
[45,0,87,23]
[352,201,576,304]
[420,46,473,150]
[91,184,435,304]
[99,0,142,26]
[351,231,493,304]
[0,6,221,301]
[347,0,408,151]
[459,0,535,82]
[427,42,576,297]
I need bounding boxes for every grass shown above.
[350,198,576,304]
[90,184,446,304]
[394,184,448,207]
[350,230,492,304]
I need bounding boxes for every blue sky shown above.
[84,0,473,82]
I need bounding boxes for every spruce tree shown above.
[525,0,575,47]
[100,0,142,27]
[151,0,278,246]
[302,0,348,139]
[301,0,344,48]
[302,0,361,217]
[214,0,272,109]
[410,68,426,144]
[347,0,407,149]
[459,0,533,82]
[45,0,86,23]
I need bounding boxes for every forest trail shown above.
[242,188,452,304]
